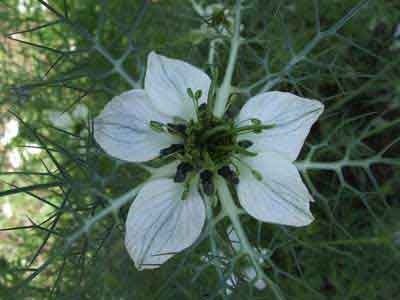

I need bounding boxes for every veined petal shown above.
[94,89,179,162]
[237,151,314,227]
[145,52,211,120]
[237,92,324,161]
[125,179,206,270]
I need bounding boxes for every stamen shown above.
[200,170,214,196]
[174,162,194,183]
[232,156,263,182]
[238,140,253,149]
[149,120,165,133]
[218,166,239,185]
[167,123,187,135]
[251,169,263,181]
[160,144,184,157]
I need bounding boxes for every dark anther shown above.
[202,181,214,196]
[218,166,239,185]
[174,162,194,183]
[238,140,253,149]
[200,170,214,195]
[200,170,213,181]
[167,123,187,135]
[160,144,184,156]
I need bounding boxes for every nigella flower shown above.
[94,52,324,270]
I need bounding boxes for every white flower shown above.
[24,143,42,155]
[1,202,13,218]
[17,0,28,14]
[94,52,323,270]
[1,118,19,146]
[47,104,88,130]
[8,149,23,168]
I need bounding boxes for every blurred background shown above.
[1,0,400,299]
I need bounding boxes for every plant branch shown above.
[216,177,284,300]
[213,0,242,117]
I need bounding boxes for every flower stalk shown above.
[213,0,242,117]
[216,177,284,300]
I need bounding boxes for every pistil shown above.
[233,124,276,135]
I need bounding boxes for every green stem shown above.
[213,0,242,117]
[66,184,143,244]
[216,177,284,300]
[205,197,229,298]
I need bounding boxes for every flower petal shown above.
[94,89,179,162]
[125,178,206,270]
[237,92,324,161]
[237,151,314,227]
[145,52,211,120]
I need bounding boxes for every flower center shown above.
[151,89,274,198]
[185,111,236,167]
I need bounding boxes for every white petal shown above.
[237,151,314,227]
[125,179,206,270]
[94,89,179,162]
[237,92,324,161]
[145,52,211,120]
